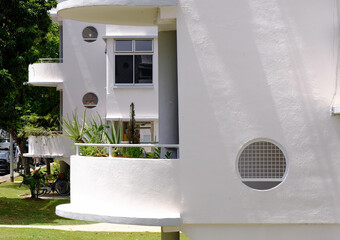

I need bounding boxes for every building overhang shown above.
[57,0,177,27]
[25,81,63,90]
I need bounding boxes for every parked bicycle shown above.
[37,172,70,196]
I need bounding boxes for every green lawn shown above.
[0,181,88,225]
[0,228,191,240]
[0,181,191,239]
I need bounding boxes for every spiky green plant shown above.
[104,121,123,144]
[62,110,86,143]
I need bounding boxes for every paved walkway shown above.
[0,223,161,232]
[0,172,19,183]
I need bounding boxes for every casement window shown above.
[114,40,153,85]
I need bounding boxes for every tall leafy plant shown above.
[19,165,44,199]
[63,110,86,143]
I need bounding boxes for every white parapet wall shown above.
[26,136,74,158]
[56,155,180,226]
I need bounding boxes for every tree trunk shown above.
[45,158,51,175]
[22,157,30,175]
[30,188,36,199]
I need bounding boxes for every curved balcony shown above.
[56,144,180,226]
[24,136,74,160]
[57,0,177,26]
[28,60,64,89]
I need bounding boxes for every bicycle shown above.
[37,172,70,196]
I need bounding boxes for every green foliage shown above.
[0,182,90,225]
[0,228,191,240]
[19,165,44,198]
[126,147,145,158]
[104,121,123,156]
[104,121,123,145]
[63,111,123,157]
[63,111,86,143]
[0,0,59,174]
[84,113,107,143]
[20,112,60,137]
[165,151,172,159]
[128,102,139,144]
[146,147,161,159]
[64,110,174,159]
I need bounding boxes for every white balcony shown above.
[28,59,64,89]
[56,145,180,226]
[24,136,73,160]
[57,0,177,27]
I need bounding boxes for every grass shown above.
[0,228,191,240]
[0,181,192,239]
[0,181,89,225]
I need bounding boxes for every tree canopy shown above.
[0,0,59,173]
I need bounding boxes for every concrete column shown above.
[161,227,180,240]
[158,31,178,154]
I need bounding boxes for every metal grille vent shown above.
[82,26,98,42]
[238,141,286,180]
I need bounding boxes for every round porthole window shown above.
[82,92,98,109]
[237,139,287,190]
[82,26,98,42]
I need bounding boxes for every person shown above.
[15,143,21,171]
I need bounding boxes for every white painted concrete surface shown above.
[56,0,340,239]
[28,63,64,88]
[58,155,180,226]
[177,0,340,225]
[26,136,73,158]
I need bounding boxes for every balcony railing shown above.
[37,58,63,63]
[74,143,180,158]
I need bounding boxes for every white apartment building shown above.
[33,0,340,240]
[26,2,160,165]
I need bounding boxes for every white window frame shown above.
[114,39,154,87]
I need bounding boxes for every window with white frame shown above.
[114,40,153,85]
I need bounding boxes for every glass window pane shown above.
[135,55,152,84]
[115,55,133,84]
[135,40,153,52]
[115,40,133,52]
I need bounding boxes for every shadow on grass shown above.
[0,197,87,225]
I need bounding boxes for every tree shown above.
[0,0,58,174]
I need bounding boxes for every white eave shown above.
[103,34,158,40]
[57,0,177,26]
[25,80,63,90]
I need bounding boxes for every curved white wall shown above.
[27,136,73,157]
[68,156,180,222]
[177,0,340,225]
[62,20,107,120]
